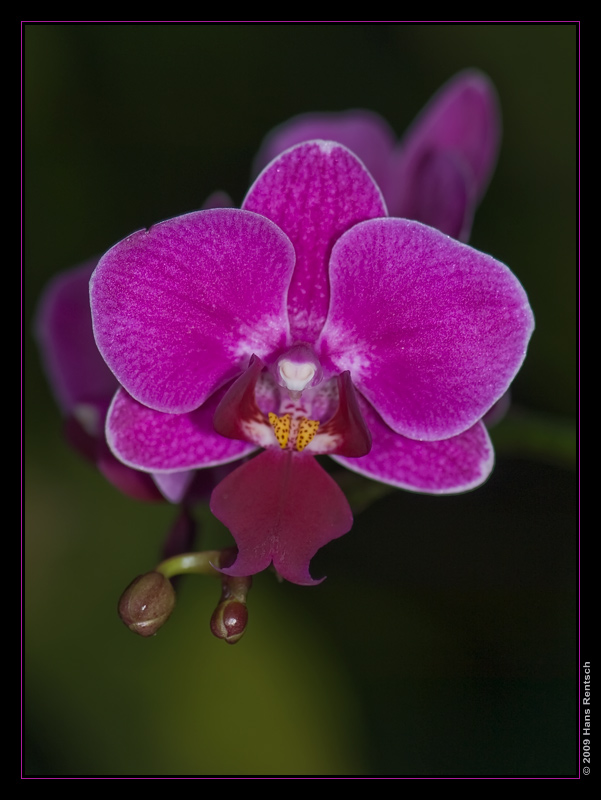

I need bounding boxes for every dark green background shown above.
[24,23,577,776]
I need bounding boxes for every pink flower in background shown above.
[253,70,500,242]
[35,261,163,502]
[89,139,533,585]
[34,261,221,505]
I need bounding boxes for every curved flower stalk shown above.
[253,70,500,242]
[91,139,534,586]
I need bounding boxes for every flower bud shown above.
[210,600,249,645]
[118,572,176,637]
[209,571,252,645]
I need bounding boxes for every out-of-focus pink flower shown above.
[253,70,500,242]
[34,261,211,503]
[34,192,237,504]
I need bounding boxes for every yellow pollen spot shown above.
[268,412,291,449]
[295,417,320,452]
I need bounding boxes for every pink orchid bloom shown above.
[89,139,533,586]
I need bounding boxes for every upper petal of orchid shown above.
[106,386,257,472]
[210,448,353,585]
[251,110,397,202]
[243,141,387,342]
[331,396,494,494]
[392,70,500,232]
[90,208,296,414]
[35,259,116,413]
[319,217,534,441]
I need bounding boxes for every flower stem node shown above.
[118,571,176,637]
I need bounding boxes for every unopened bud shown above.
[209,571,252,645]
[210,600,249,644]
[118,571,176,637]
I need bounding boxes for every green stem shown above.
[156,549,234,580]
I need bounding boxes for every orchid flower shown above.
[89,139,533,586]
[253,70,500,242]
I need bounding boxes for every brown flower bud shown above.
[118,572,176,637]
[210,600,249,645]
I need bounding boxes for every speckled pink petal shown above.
[35,260,116,412]
[90,209,295,414]
[319,218,534,441]
[331,397,494,494]
[210,449,353,585]
[243,140,387,342]
[106,387,257,472]
[251,110,397,202]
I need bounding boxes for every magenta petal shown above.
[320,218,534,441]
[107,387,257,471]
[243,141,387,342]
[35,260,117,413]
[252,110,397,201]
[396,70,500,210]
[210,449,353,585]
[90,209,295,414]
[332,398,494,494]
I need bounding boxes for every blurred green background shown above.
[24,23,577,776]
